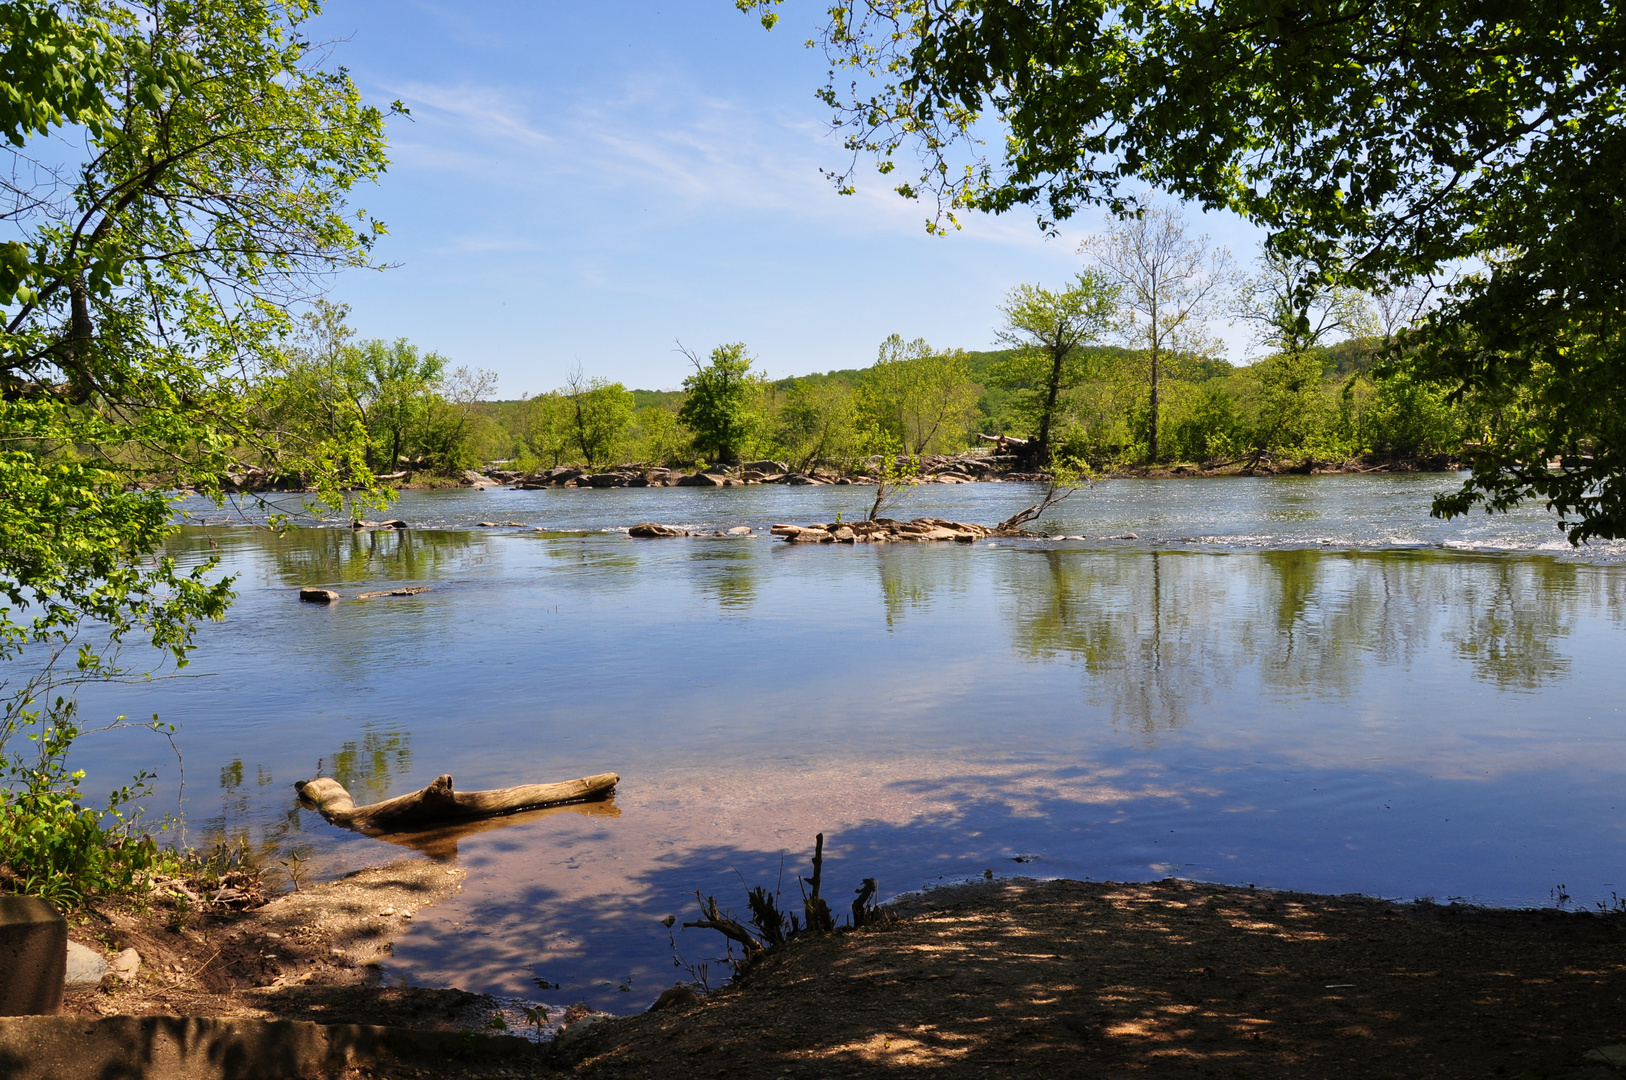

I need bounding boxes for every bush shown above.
[0,697,167,908]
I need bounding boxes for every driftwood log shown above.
[295,772,619,833]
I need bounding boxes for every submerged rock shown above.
[629,523,689,538]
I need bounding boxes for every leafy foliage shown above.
[677,343,764,463]
[740,0,1626,538]
[993,273,1119,457]
[856,334,981,455]
[1,0,394,899]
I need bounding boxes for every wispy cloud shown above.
[393,81,551,149]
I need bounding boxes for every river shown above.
[61,475,1626,1011]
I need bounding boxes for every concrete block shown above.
[0,1015,541,1079]
[0,896,66,1016]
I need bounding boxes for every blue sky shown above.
[310,1,1266,397]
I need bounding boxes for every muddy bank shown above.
[62,860,496,1032]
[559,878,1626,1080]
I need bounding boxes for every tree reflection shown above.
[1002,547,1592,734]
[875,547,971,628]
[319,726,413,806]
[164,525,486,588]
[1002,550,1230,736]
[687,544,758,611]
[1444,558,1577,690]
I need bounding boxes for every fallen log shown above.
[295,772,619,833]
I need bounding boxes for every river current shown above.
[59,475,1626,1011]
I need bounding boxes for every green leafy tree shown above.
[1,0,394,901]
[351,338,446,472]
[517,392,572,469]
[677,343,762,463]
[993,273,1119,460]
[413,366,497,472]
[741,0,1626,538]
[563,370,635,468]
[857,335,982,455]
[777,377,858,473]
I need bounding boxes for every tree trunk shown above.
[1148,343,1160,464]
[296,772,619,833]
[1037,346,1066,462]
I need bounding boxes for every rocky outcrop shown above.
[770,517,993,544]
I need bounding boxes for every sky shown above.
[307,1,1268,397]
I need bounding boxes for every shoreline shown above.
[209,455,1466,496]
[39,866,1626,1078]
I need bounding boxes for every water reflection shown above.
[163,526,487,587]
[56,518,1626,1013]
[686,544,758,611]
[1002,550,1222,736]
[319,726,412,807]
[1002,548,1600,735]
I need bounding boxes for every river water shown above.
[60,475,1626,1011]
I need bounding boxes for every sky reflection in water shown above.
[62,480,1626,1010]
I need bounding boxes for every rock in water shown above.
[299,588,341,603]
[629,523,689,538]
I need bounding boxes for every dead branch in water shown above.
[684,893,764,957]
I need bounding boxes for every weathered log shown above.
[295,772,619,833]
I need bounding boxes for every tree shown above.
[1236,253,1374,464]
[993,273,1118,461]
[741,0,1626,539]
[2,0,392,672]
[1084,204,1231,463]
[1,0,393,899]
[776,377,858,473]
[562,370,634,468]
[414,366,498,472]
[857,334,981,455]
[677,343,762,463]
[351,339,446,472]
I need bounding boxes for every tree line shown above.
[445,208,1476,476]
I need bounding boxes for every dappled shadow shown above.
[562,877,1626,1079]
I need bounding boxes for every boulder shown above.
[379,520,409,529]
[649,984,701,1012]
[64,942,106,991]
[587,473,626,488]
[626,477,650,487]
[108,948,140,983]
[830,526,856,542]
[462,470,500,488]
[676,472,723,487]
[299,588,340,604]
[629,523,689,538]
[740,460,788,474]
[726,526,752,535]
[783,474,820,485]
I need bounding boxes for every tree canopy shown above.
[740,0,1626,539]
[678,343,763,463]
[2,0,394,676]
